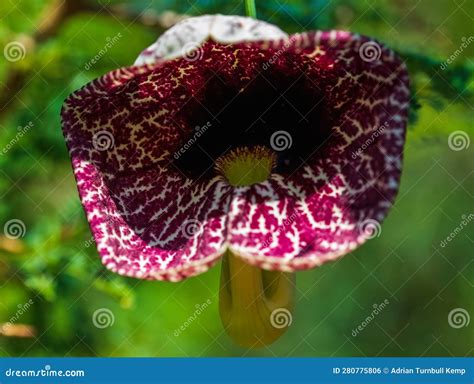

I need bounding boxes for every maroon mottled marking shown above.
[61,30,409,281]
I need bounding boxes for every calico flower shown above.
[61,15,409,347]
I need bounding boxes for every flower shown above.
[61,15,409,347]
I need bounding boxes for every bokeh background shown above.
[0,0,472,357]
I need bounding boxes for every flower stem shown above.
[219,251,295,348]
[217,146,295,347]
[244,0,257,18]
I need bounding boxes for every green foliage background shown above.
[0,0,472,357]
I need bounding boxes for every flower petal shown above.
[226,31,409,271]
[61,64,232,281]
[63,29,409,280]
[135,14,288,64]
